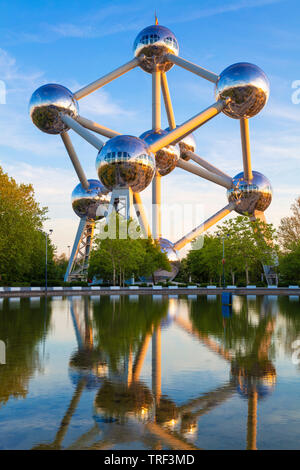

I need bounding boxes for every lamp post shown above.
[43,229,53,294]
[217,233,229,289]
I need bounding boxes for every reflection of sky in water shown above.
[0,295,299,450]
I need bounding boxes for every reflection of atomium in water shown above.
[29,17,274,284]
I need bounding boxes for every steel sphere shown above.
[154,238,180,282]
[165,127,196,161]
[215,63,270,119]
[96,135,156,193]
[227,171,272,215]
[29,84,78,134]
[71,179,110,220]
[133,25,179,73]
[140,129,180,176]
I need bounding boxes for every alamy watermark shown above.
[0,340,5,365]
[96,201,205,250]
[0,80,6,104]
[291,339,300,365]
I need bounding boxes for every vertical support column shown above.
[106,188,134,221]
[240,118,253,182]
[152,327,162,408]
[152,68,161,131]
[152,66,162,240]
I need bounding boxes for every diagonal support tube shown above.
[177,158,233,189]
[174,202,235,251]
[147,101,226,153]
[161,72,176,129]
[61,114,104,150]
[133,192,152,238]
[74,58,140,100]
[240,118,253,181]
[76,115,121,139]
[61,132,89,189]
[167,54,219,83]
[186,150,232,180]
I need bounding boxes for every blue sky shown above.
[0,0,299,254]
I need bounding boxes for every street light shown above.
[217,233,230,289]
[68,245,71,259]
[39,229,53,293]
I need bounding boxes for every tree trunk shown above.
[112,260,116,286]
[231,270,235,285]
[245,265,249,285]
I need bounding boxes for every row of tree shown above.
[88,216,170,285]
[0,166,66,285]
[177,197,300,286]
[2,161,300,286]
[177,216,276,286]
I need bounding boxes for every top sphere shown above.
[96,135,156,193]
[215,63,270,119]
[133,25,179,73]
[72,179,110,220]
[29,84,78,134]
[140,129,180,176]
[227,171,272,215]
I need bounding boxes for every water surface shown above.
[0,294,299,450]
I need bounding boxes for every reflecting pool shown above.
[0,294,299,450]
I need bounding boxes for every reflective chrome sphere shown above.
[140,129,179,176]
[154,238,180,282]
[133,25,179,73]
[165,127,196,161]
[215,63,270,119]
[96,135,156,193]
[72,179,110,220]
[29,84,78,134]
[227,171,272,216]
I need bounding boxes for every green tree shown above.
[88,214,170,285]
[0,166,55,283]
[278,196,300,251]
[278,244,300,283]
[184,216,277,286]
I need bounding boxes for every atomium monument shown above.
[29,20,275,284]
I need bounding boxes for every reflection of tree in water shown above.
[189,296,276,359]
[0,298,51,405]
[92,296,169,372]
[276,297,300,362]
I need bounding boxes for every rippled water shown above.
[0,294,299,450]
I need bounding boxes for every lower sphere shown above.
[165,127,196,161]
[140,129,179,176]
[72,179,110,220]
[227,171,272,215]
[154,238,180,282]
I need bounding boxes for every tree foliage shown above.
[88,214,170,285]
[0,166,55,282]
[278,196,300,252]
[184,216,277,285]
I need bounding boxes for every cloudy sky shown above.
[0,0,299,255]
